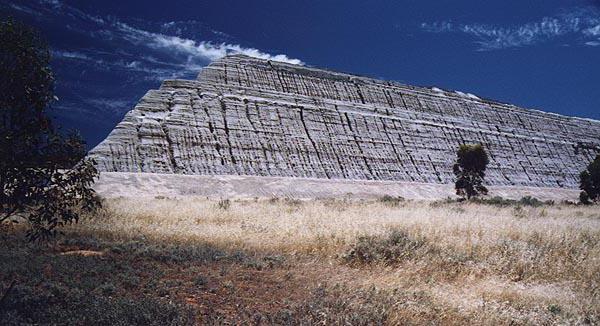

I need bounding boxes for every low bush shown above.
[343,229,429,265]
[471,196,516,207]
[518,196,544,207]
[469,196,549,208]
[216,199,231,210]
[283,198,303,206]
[377,195,406,207]
[429,197,457,207]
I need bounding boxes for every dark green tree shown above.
[579,154,600,205]
[0,18,100,241]
[453,144,489,200]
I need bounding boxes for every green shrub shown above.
[453,144,489,200]
[580,155,600,204]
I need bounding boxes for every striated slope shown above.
[89,54,600,188]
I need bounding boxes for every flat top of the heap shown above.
[198,53,412,87]
[195,54,599,125]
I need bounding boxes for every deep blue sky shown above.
[3,0,600,148]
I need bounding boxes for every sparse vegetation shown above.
[453,144,489,200]
[470,195,549,207]
[216,198,231,210]
[344,229,429,265]
[1,197,599,324]
[377,195,406,207]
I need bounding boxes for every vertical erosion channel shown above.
[161,98,179,173]
[219,98,238,168]
[299,106,331,179]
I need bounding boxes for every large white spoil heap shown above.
[90,54,600,188]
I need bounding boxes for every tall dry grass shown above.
[79,197,599,255]
[69,197,600,324]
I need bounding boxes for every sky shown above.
[2,0,600,148]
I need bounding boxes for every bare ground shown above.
[95,172,580,201]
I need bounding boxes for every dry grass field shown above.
[1,197,599,324]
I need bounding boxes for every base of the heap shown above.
[94,172,580,201]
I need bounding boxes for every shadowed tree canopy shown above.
[0,18,100,241]
[453,144,489,200]
[580,154,600,205]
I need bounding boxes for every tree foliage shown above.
[579,154,600,205]
[453,144,489,200]
[0,18,100,241]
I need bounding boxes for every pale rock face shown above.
[89,54,600,188]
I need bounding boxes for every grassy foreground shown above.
[1,197,599,325]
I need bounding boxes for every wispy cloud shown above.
[584,24,600,36]
[3,0,305,131]
[52,50,93,61]
[52,48,192,82]
[115,22,304,65]
[6,0,303,72]
[421,7,600,50]
[84,98,135,115]
[7,3,41,16]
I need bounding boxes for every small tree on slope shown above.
[580,154,600,205]
[453,144,489,200]
[0,18,100,241]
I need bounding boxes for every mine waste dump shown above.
[89,54,600,189]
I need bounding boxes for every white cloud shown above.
[40,0,62,7]
[8,0,303,80]
[7,3,40,16]
[115,22,304,65]
[584,24,600,36]
[52,49,178,80]
[126,61,141,69]
[421,7,600,50]
[52,50,93,61]
[420,21,454,33]
[85,98,134,115]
